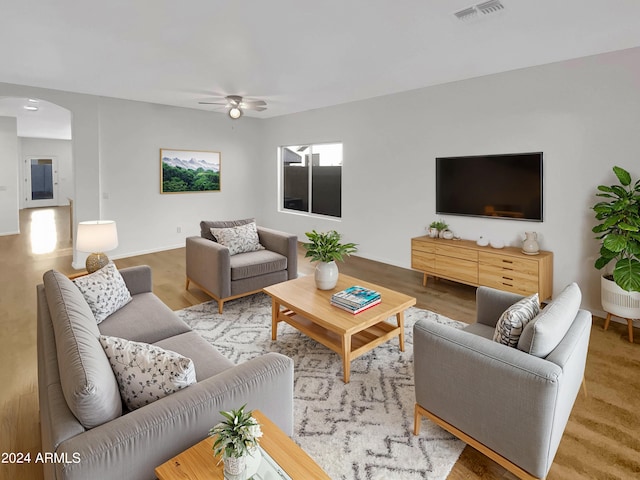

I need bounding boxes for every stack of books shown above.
[331,285,381,314]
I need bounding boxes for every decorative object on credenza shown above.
[592,165,640,340]
[76,220,119,273]
[160,148,221,193]
[489,239,505,249]
[522,231,540,255]
[210,404,263,478]
[442,229,454,240]
[429,220,449,238]
[303,230,357,290]
[476,235,489,247]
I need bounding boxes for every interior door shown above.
[25,156,58,208]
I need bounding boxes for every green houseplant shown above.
[593,166,640,337]
[303,230,357,290]
[209,405,263,476]
[428,220,449,238]
[592,166,640,292]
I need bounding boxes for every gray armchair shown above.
[186,219,297,313]
[413,284,591,480]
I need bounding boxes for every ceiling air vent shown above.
[476,0,504,15]
[454,6,478,22]
[454,0,505,21]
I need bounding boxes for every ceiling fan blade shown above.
[248,106,267,112]
[198,101,228,106]
[241,100,267,107]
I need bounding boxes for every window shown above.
[280,143,342,218]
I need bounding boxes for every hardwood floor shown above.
[1,206,638,480]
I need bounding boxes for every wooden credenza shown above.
[411,236,553,300]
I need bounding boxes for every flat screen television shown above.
[436,152,543,221]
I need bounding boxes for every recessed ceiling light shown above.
[28,98,39,103]
[24,105,38,111]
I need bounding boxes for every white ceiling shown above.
[1,0,640,126]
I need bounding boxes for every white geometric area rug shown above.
[177,293,466,480]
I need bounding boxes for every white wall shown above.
[260,47,640,315]
[0,117,19,235]
[19,137,73,208]
[98,97,263,259]
[2,47,640,314]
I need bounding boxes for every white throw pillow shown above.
[99,335,196,410]
[493,293,540,347]
[73,262,132,323]
[517,283,582,357]
[210,222,265,255]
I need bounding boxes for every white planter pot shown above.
[315,261,339,290]
[601,275,640,319]
[223,453,247,477]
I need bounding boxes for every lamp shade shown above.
[76,221,119,253]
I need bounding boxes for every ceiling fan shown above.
[199,95,267,119]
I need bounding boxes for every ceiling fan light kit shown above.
[199,94,266,120]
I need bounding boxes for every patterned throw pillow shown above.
[209,222,265,255]
[493,293,540,347]
[73,262,132,323]
[99,335,196,410]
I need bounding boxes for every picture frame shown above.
[160,148,221,194]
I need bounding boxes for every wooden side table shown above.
[155,410,330,480]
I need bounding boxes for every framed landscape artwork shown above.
[160,148,221,193]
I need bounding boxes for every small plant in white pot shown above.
[303,230,357,290]
[592,165,640,340]
[209,404,263,477]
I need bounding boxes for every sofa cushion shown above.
[200,218,254,242]
[98,292,191,343]
[73,262,132,323]
[43,270,122,428]
[210,222,265,255]
[154,331,234,381]
[230,250,288,281]
[493,293,540,347]
[100,335,197,410]
[517,283,581,358]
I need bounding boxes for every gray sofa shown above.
[413,284,591,480]
[37,265,294,480]
[186,219,297,313]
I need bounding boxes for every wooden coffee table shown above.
[155,410,330,479]
[264,274,416,383]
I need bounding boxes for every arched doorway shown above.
[0,97,73,252]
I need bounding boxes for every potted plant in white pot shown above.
[592,165,640,338]
[303,230,357,290]
[209,404,263,478]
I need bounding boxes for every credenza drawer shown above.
[411,239,435,254]
[479,267,539,296]
[435,256,478,284]
[436,243,478,261]
[479,252,538,276]
[412,250,435,271]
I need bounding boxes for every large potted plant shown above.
[303,230,357,290]
[592,165,640,331]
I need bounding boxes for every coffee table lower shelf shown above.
[274,308,404,383]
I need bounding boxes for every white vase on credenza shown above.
[522,231,540,255]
